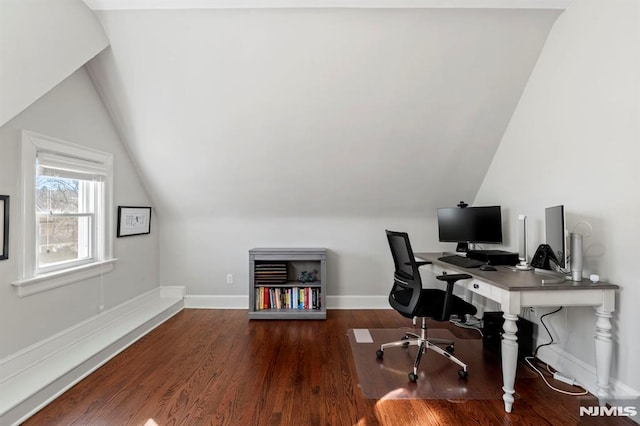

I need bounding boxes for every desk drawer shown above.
[430,265,459,277]
[427,264,501,302]
[467,279,492,299]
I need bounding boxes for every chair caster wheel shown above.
[376,349,384,359]
[445,345,454,354]
[408,372,418,382]
[458,369,468,379]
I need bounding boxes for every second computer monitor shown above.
[545,205,567,269]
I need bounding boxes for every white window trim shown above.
[12,131,116,297]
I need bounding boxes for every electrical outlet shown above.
[226,273,233,284]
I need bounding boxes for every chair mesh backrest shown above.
[386,230,419,280]
[386,230,422,317]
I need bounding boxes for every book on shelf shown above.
[254,286,322,311]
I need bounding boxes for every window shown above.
[13,131,115,296]
[36,152,105,273]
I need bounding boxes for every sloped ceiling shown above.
[85,4,565,218]
[0,0,108,127]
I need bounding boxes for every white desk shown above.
[415,252,619,414]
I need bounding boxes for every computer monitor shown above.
[437,206,503,251]
[545,205,567,269]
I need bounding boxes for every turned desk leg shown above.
[594,307,613,402]
[501,313,519,413]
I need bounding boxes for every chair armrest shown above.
[402,261,432,267]
[435,273,472,321]
[436,273,472,282]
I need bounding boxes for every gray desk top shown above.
[414,252,619,292]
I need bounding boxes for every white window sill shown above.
[11,258,118,297]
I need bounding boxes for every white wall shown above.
[476,0,639,395]
[86,8,558,300]
[0,0,107,127]
[0,68,158,357]
[160,216,447,298]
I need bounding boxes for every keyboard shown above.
[438,255,486,269]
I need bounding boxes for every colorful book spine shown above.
[254,286,321,310]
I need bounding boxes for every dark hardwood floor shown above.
[24,309,634,425]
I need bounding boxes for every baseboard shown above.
[160,285,187,299]
[536,341,640,401]
[183,294,390,310]
[0,286,185,426]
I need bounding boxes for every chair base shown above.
[375,317,469,382]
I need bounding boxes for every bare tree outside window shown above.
[35,176,92,267]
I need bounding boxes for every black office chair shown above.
[376,230,478,382]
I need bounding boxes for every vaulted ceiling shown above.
[84,2,566,218]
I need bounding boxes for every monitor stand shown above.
[515,260,533,271]
[456,242,468,253]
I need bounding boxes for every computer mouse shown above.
[479,265,497,271]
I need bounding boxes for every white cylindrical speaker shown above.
[570,232,583,281]
[515,215,532,270]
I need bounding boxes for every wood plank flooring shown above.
[24,309,634,425]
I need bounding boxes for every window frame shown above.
[12,131,116,297]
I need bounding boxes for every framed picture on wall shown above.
[117,206,151,237]
[0,195,9,260]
